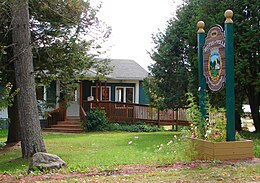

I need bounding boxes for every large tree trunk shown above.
[235,110,242,132]
[247,86,260,132]
[7,94,20,144]
[11,0,46,159]
[6,65,21,143]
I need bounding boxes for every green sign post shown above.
[197,21,207,124]
[224,10,235,141]
[197,10,235,141]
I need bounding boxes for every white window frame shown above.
[115,86,135,103]
[90,86,111,101]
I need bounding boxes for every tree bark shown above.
[6,63,21,144]
[247,86,260,132]
[11,0,46,158]
[7,94,21,144]
[235,110,242,132]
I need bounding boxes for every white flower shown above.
[134,136,139,139]
[167,140,173,145]
[128,141,133,145]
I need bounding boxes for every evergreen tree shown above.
[147,0,259,131]
[0,0,111,152]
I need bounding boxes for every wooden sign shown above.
[203,25,225,92]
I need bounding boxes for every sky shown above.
[91,0,183,71]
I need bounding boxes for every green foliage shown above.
[0,129,7,148]
[186,93,206,139]
[105,122,164,132]
[0,82,19,109]
[155,134,198,162]
[147,0,260,130]
[186,93,227,142]
[146,18,189,109]
[143,75,166,109]
[240,131,260,157]
[0,0,112,103]
[83,112,164,132]
[84,109,108,131]
[0,142,6,148]
[204,108,226,142]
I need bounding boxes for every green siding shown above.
[46,81,56,105]
[82,80,91,100]
[139,81,149,104]
[82,81,136,102]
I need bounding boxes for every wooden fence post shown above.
[132,104,135,124]
[126,105,128,122]
[175,109,179,131]
[158,109,160,128]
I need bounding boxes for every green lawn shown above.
[0,130,259,182]
[0,131,181,173]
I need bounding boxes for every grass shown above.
[0,130,181,173]
[0,129,260,182]
[241,131,260,157]
[45,131,179,170]
[63,163,260,183]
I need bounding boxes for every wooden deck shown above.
[82,101,189,127]
[44,101,189,132]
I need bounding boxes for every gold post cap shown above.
[197,21,205,33]
[225,10,233,23]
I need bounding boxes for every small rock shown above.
[217,177,224,181]
[28,152,66,172]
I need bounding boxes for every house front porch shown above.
[43,100,189,133]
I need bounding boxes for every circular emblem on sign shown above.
[208,49,222,81]
[210,30,218,37]
[203,25,225,92]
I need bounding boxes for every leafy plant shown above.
[83,109,108,131]
[0,82,19,109]
[185,93,227,142]
[105,122,163,132]
[204,108,226,142]
[0,142,6,148]
[155,134,198,162]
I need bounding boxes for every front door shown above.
[67,84,80,117]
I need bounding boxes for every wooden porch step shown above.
[51,124,82,129]
[66,117,80,120]
[43,128,83,133]
[58,121,81,125]
[43,117,84,133]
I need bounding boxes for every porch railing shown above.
[46,108,66,127]
[80,105,86,128]
[82,100,189,127]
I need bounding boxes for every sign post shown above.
[197,21,206,124]
[203,25,226,92]
[225,10,235,141]
[198,10,235,141]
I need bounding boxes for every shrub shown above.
[83,109,108,131]
[185,93,227,142]
[82,110,163,132]
[105,122,163,132]
[0,142,6,148]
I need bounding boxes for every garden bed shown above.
[191,138,254,160]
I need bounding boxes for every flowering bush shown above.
[204,108,226,142]
[186,93,227,142]
[155,134,199,162]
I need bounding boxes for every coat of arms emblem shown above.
[203,25,225,92]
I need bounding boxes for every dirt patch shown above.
[0,158,259,183]
[0,142,21,154]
